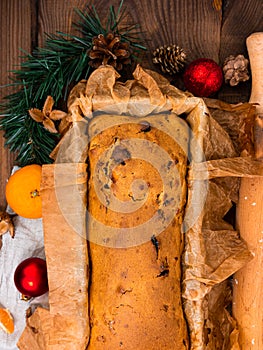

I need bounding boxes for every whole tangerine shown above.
[5,164,42,219]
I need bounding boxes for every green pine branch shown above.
[0,1,146,167]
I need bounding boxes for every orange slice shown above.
[0,308,14,334]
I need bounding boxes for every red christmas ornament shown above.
[183,58,223,97]
[14,257,49,297]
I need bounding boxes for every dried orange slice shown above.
[0,308,15,334]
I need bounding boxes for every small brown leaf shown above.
[50,110,68,121]
[43,118,58,133]
[28,108,44,122]
[43,95,54,115]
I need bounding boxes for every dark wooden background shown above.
[0,0,262,207]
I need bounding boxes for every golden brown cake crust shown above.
[87,114,189,349]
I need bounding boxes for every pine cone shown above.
[223,54,250,86]
[88,33,131,71]
[152,45,186,75]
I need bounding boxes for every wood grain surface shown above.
[0,0,262,208]
[0,0,33,208]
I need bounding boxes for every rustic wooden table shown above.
[0,0,262,207]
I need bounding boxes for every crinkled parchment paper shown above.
[18,65,263,349]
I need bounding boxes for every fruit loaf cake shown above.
[87,114,189,349]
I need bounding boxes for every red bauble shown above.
[183,58,223,97]
[14,257,49,297]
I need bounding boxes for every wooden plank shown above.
[132,0,222,63]
[40,0,222,87]
[0,0,33,207]
[219,0,263,103]
[37,0,89,46]
[125,0,222,90]
[220,0,263,59]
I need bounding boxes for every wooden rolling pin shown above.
[233,32,263,349]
